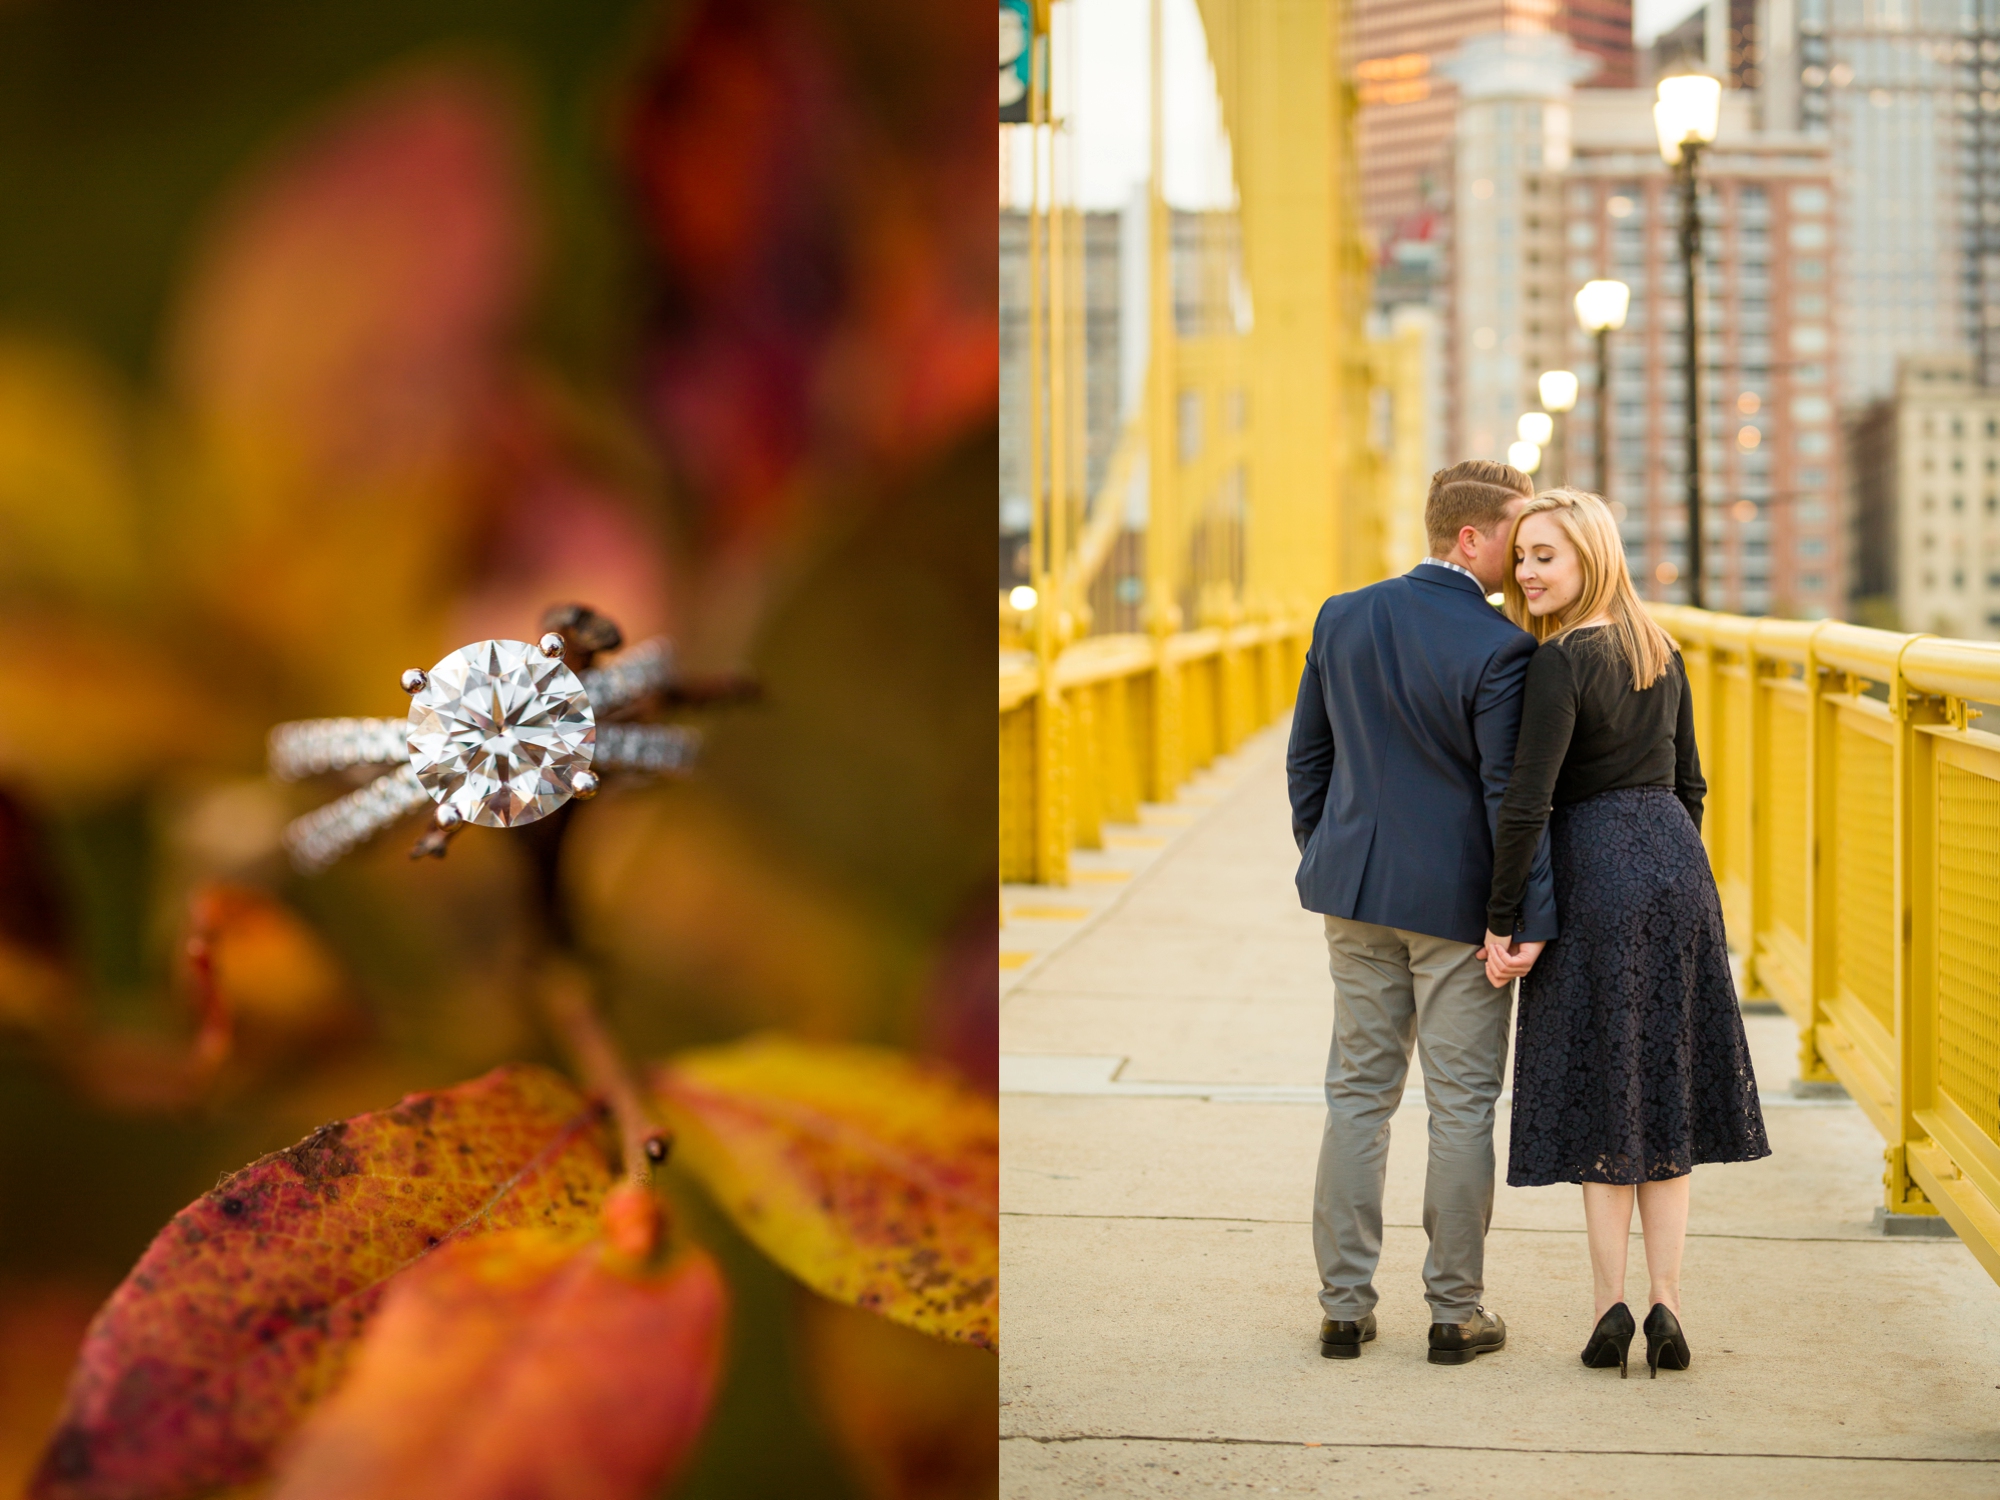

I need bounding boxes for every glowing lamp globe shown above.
[1654,73,1722,165]
[1574,279,1632,334]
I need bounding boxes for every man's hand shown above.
[1477,931,1545,989]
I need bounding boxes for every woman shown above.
[1479,489,1769,1379]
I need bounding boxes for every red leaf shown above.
[623,0,996,551]
[267,1233,726,1500]
[30,1065,615,1500]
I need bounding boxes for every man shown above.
[1286,459,1558,1367]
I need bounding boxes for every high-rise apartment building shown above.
[1448,33,1842,615]
[1851,354,2000,637]
[1354,0,1635,251]
[1766,0,2000,404]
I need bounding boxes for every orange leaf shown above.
[651,1036,996,1349]
[268,1232,726,1500]
[31,1065,615,1500]
[186,883,352,1040]
[797,1291,997,1500]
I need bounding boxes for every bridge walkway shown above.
[998,728,2000,1498]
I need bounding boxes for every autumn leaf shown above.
[797,1291,997,1500]
[0,1280,109,1500]
[185,883,354,1047]
[267,1230,727,1500]
[166,65,532,712]
[623,0,995,562]
[651,1036,996,1349]
[31,1065,616,1500]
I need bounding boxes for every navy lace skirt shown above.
[1507,786,1771,1187]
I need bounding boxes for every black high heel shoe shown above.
[1580,1303,1636,1378]
[1643,1304,1691,1378]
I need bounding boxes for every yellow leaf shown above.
[652,1036,996,1349]
[0,340,143,607]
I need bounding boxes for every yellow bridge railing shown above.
[998,619,1309,887]
[1656,605,2000,1279]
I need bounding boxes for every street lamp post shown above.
[1655,72,1722,608]
[1573,280,1631,499]
[1538,369,1579,489]
[1517,411,1554,490]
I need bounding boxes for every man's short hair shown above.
[1424,459,1533,555]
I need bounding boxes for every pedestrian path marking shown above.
[999,1053,1854,1109]
[1007,905,1093,922]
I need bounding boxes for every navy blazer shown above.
[1286,563,1558,947]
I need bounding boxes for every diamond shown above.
[406,640,596,828]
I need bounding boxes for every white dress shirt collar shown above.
[1418,556,1482,587]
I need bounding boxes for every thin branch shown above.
[538,959,670,1186]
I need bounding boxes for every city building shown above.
[1785,0,1982,404]
[1446,32,1843,615]
[1353,0,1635,255]
[1851,354,2000,638]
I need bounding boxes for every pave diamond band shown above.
[579,637,673,717]
[269,718,697,784]
[270,630,693,872]
[268,718,410,782]
[283,765,434,874]
[596,723,701,773]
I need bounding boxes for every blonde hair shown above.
[1500,488,1678,690]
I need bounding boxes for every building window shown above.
[1799,538,1827,557]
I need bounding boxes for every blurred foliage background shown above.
[0,0,996,1495]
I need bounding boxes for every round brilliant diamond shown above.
[406,640,596,828]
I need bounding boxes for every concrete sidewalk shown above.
[1000,728,2000,1498]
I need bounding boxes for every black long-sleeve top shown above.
[1486,626,1706,934]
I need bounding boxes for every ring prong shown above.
[401,668,427,694]
[434,802,463,830]
[537,632,567,659]
[571,770,600,801]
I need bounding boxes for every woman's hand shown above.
[1477,931,1544,988]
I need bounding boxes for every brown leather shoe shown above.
[1318,1311,1377,1359]
[1427,1306,1505,1365]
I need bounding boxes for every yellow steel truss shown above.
[999,0,1421,885]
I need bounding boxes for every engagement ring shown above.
[270,619,698,874]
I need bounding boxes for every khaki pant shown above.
[1314,914,1512,1326]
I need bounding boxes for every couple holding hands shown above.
[1286,460,1770,1379]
